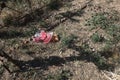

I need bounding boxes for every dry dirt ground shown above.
[0,0,120,80]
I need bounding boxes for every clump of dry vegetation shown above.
[86,10,120,69]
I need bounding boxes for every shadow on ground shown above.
[0,30,25,39]
[1,45,114,73]
[1,0,113,73]
[1,0,73,27]
[17,45,114,72]
[0,0,91,40]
